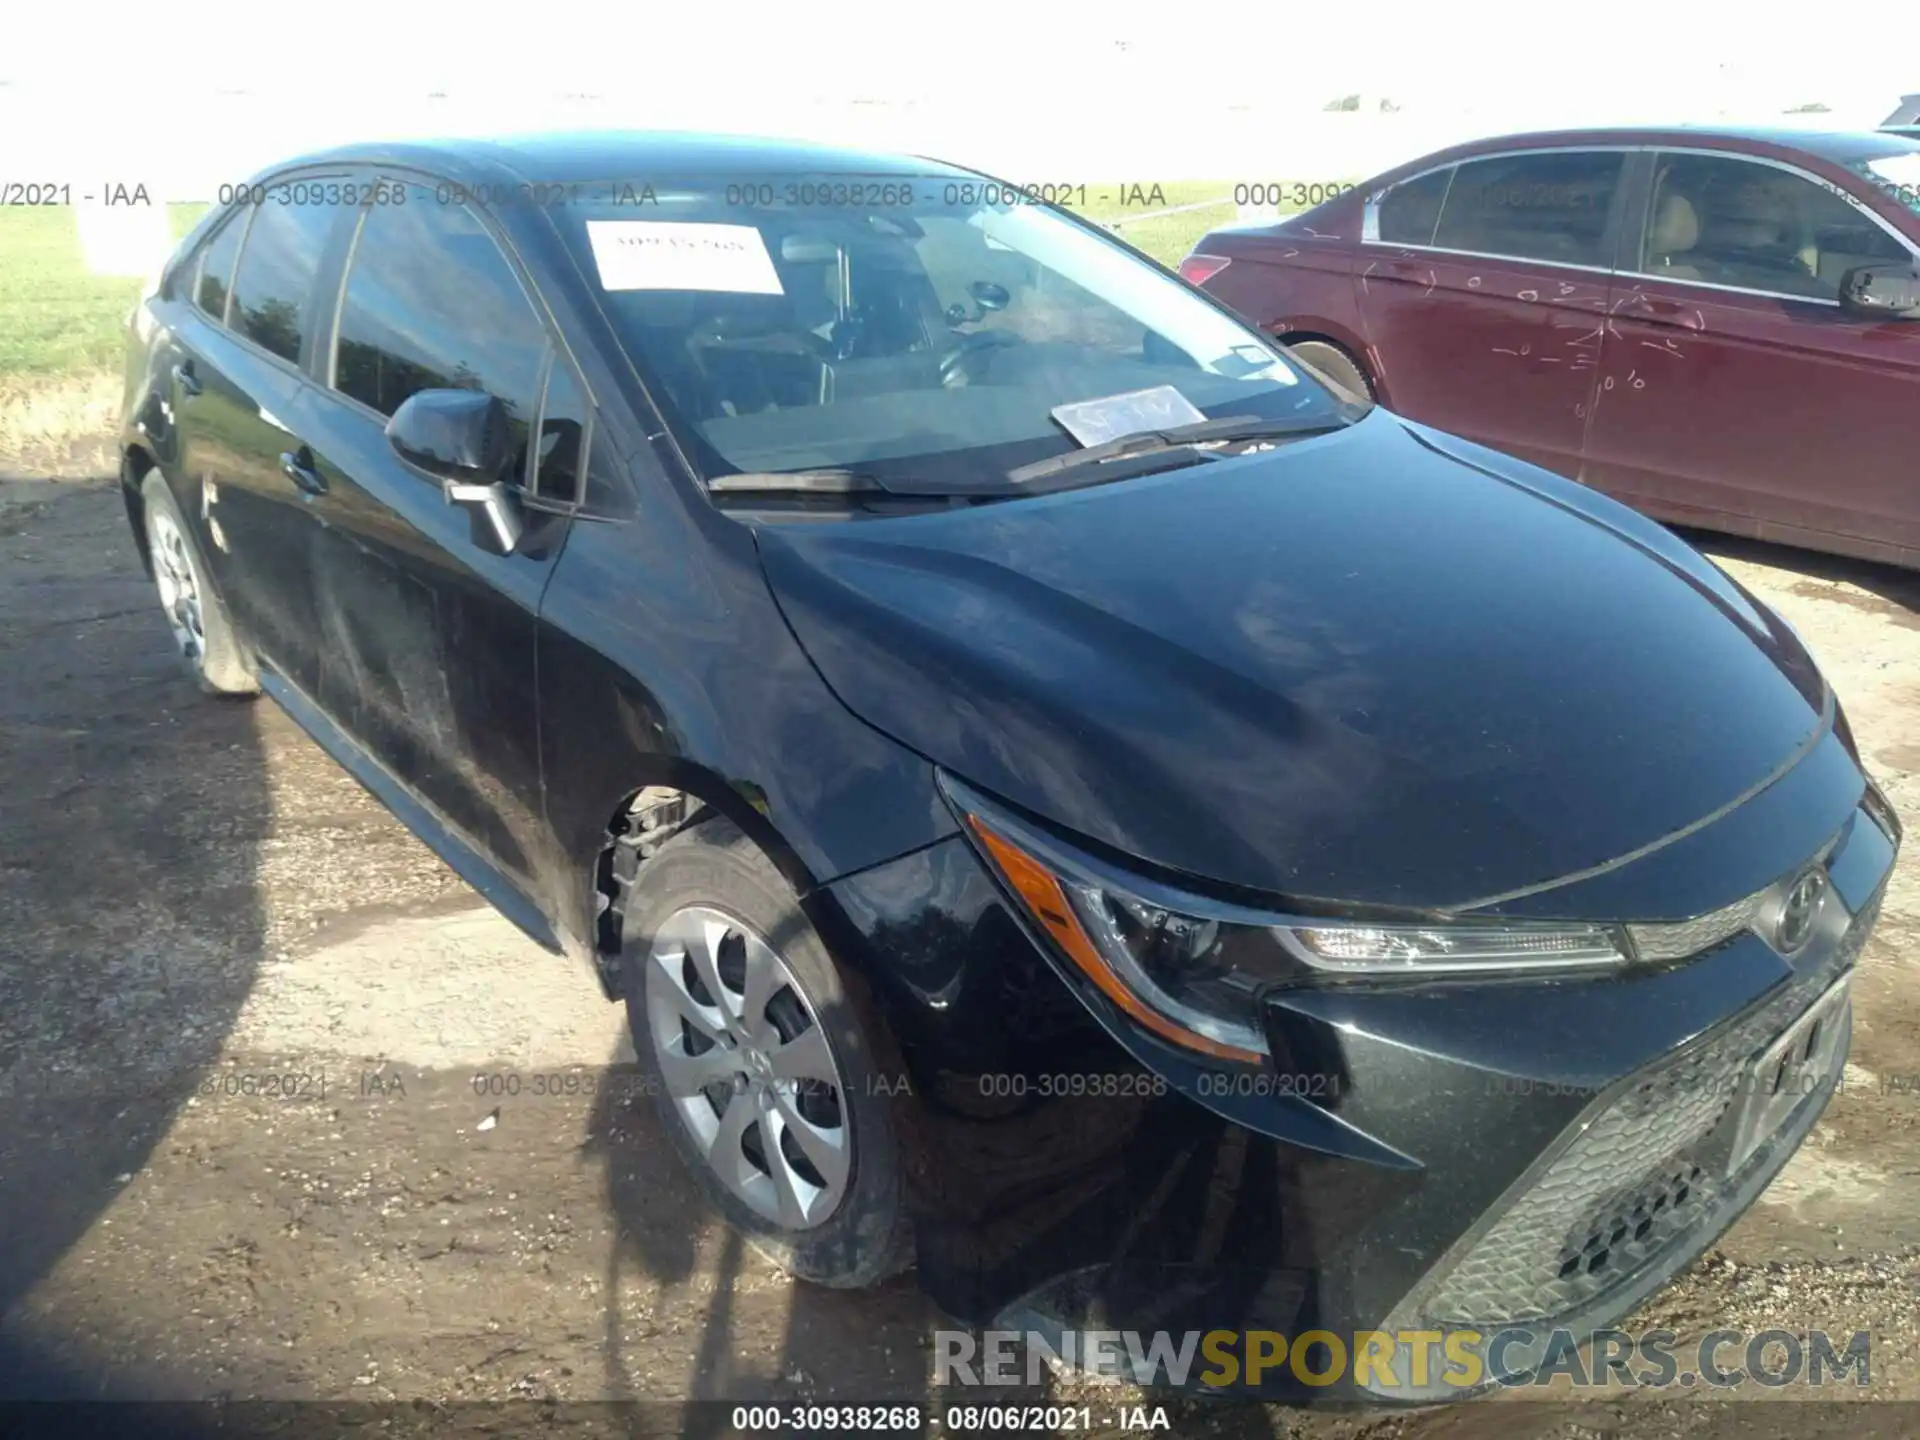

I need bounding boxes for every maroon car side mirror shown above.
[1838,263,1920,319]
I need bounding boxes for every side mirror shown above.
[1838,263,1920,319]
[385,389,524,554]
[969,280,1011,313]
[386,389,512,478]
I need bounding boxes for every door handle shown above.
[172,360,203,397]
[279,449,327,496]
[1642,297,1707,329]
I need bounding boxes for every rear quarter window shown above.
[192,212,249,323]
[1376,167,1453,246]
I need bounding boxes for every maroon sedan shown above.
[1182,127,1920,569]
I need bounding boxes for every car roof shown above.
[247,130,979,188]
[1395,123,1920,171]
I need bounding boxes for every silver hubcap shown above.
[645,906,851,1229]
[147,509,206,664]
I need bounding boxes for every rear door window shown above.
[227,192,342,362]
[331,183,551,486]
[1432,151,1624,268]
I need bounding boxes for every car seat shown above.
[1645,192,1704,280]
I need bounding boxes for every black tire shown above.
[139,474,258,696]
[618,818,913,1287]
[1284,339,1375,404]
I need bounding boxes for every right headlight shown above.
[942,774,1630,1066]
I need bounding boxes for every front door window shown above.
[1636,153,1910,300]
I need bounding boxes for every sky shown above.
[3,3,1912,194]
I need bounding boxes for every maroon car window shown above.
[1377,167,1453,246]
[1638,153,1910,301]
[1432,151,1623,268]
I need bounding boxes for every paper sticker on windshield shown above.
[586,221,784,294]
[1051,385,1208,448]
[1226,343,1297,381]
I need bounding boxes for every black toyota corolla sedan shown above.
[121,131,1898,1400]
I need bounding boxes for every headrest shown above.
[1649,192,1700,255]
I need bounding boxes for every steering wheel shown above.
[937,329,1019,388]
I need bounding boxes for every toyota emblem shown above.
[1774,868,1828,954]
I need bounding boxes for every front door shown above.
[296,182,586,893]
[1582,148,1920,559]
[1358,148,1624,478]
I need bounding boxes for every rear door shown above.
[164,190,353,696]
[1358,148,1624,478]
[297,177,585,892]
[1582,148,1920,559]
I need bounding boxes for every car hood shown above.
[753,411,1831,911]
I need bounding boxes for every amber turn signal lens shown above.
[965,814,1265,1064]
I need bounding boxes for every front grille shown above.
[1553,1161,1705,1286]
[1627,890,1763,962]
[1413,909,1871,1328]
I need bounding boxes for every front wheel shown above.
[619,819,913,1287]
[1283,339,1375,405]
[139,473,257,696]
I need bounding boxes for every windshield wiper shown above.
[708,467,1001,513]
[708,468,888,496]
[707,408,1361,504]
[1006,412,1357,487]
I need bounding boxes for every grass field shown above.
[1068,179,1243,269]
[0,184,1293,472]
[0,203,205,471]
[0,205,206,378]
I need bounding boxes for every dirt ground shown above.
[1,474,1917,1440]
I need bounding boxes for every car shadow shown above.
[586,1063,1327,1436]
[581,903,1311,1440]
[0,479,270,1400]
[1676,526,1920,618]
[583,1040,941,1427]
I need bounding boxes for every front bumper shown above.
[1363,941,1862,1400]
[819,796,1896,1402]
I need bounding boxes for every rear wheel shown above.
[1284,339,1374,404]
[139,474,257,696]
[619,819,912,1286]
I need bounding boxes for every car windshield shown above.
[555,172,1345,491]
[1842,149,1920,219]
[1802,134,1920,219]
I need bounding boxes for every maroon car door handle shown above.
[1638,297,1708,330]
